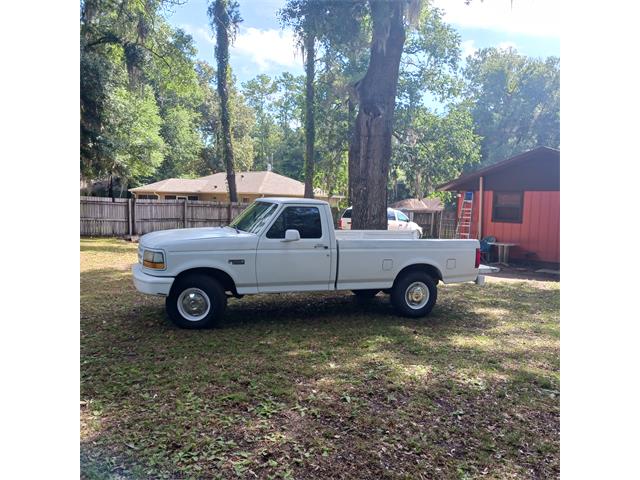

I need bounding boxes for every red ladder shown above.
[455,196,473,239]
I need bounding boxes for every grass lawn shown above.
[81,238,559,479]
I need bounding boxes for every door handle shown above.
[314,244,328,249]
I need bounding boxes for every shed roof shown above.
[437,146,560,192]
[390,198,444,213]
[130,171,330,197]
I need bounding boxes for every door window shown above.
[397,211,409,222]
[267,207,323,239]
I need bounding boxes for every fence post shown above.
[438,211,443,239]
[183,198,188,229]
[131,197,136,235]
[430,212,435,238]
[127,198,133,236]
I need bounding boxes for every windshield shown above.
[229,201,278,234]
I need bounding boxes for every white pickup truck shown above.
[132,198,486,328]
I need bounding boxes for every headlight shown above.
[143,249,165,269]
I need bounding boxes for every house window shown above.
[492,191,524,223]
[165,195,177,200]
[137,194,158,200]
[242,197,250,203]
[188,195,199,201]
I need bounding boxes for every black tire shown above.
[390,271,437,318]
[352,289,380,299]
[166,273,227,329]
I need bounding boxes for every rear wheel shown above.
[352,289,380,299]
[166,273,226,329]
[391,271,437,318]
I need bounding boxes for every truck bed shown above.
[335,238,480,290]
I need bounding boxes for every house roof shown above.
[390,198,444,213]
[130,171,332,198]
[437,146,560,192]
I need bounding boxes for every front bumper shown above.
[132,264,174,296]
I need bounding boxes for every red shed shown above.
[438,146,559,264]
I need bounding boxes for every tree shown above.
[241,75,280,170]
[209,0,242,202]
[389,4,480,202]
[302,32,316,197]
[392,102,481,201]
[280,1,323,197]
[102,85,166,192]
[350,0,420,230]
[272,73,305,179]
[196,61,255,175]
[81,0,213,192]
[463,47,560,166]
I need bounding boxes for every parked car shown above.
[339,207,423,237]
[133,198,485,329]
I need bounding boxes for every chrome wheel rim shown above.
[177,288,211,321]
[405,282,429,310]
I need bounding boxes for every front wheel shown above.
[166,273,227,329]
[391,271,437,318]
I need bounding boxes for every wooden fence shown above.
[81,196,455,238]
[405,210,459,239]
[80,196,249,237]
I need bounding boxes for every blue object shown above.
[464,191,473,201]
[479,236,497,263]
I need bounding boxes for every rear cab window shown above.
[341,209,352,219]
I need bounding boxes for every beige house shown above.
[129,171,342,207]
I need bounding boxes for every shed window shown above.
[492,192,523,223]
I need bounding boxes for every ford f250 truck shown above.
[133,198,486,328]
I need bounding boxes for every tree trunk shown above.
[303,33,316,198]
[214,0,238,202]
[349,0,406,230]
[347,96,355,205]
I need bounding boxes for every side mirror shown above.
[282,229,301,242]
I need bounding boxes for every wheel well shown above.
[394,264,442,286]
[174,268,238,295]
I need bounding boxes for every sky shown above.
[165,0,560,86]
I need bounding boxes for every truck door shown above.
[256,205,332,292]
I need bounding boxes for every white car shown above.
[339,207,423,237]
[133,198,484,329]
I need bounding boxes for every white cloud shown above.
[180,24,215,45]
[461,39,478,58]
[232,27,300,70]
[497,41,518,51]
[432,0,560,38]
